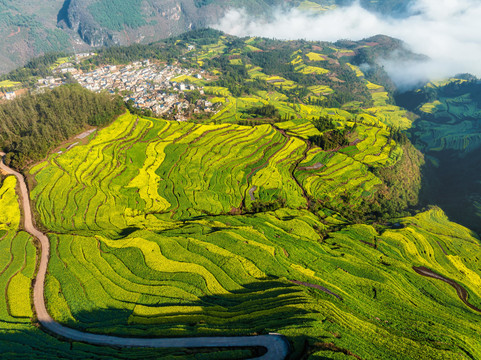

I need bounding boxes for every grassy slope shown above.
[24,111,481,359]
[0,175,257,360]
[2,34,480,359]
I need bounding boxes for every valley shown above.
[0,0,414,75]
[397,78,481,234]
[0,29,480,360]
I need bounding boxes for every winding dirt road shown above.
[413,266,481,313]
[0,153,290,360]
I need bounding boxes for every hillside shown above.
[0,0,414,75]
[0,0,84,74]
[396,78,481,234]
[0,31,480,359]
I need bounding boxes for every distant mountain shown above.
[335,0,412,15]
[0,0,81,74]
[0,0,414,74]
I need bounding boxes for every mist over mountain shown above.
[214,0,481,88]
[0,0,431,75]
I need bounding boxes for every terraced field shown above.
[30,111,399,232]
[21,108,481,358]
[400,78,481,235]
[290,51,330,76]
[202,41,413,133]
[1,175,259,359]
[4,34,481,359]
[412,80,481,154]
[0,80,21,89]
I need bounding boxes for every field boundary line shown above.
[0,152,290,360]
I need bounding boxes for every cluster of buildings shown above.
[37,76,64,89]
[6,54,220,121]
[71,60,214,119]
[0,88,27,101]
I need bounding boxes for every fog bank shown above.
[214,0,481,87]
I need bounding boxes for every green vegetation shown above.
[397,77,481,234]
[0,174,260,360]
[1,30,480,360]
[30,110,404,232]
[401,78,481,153]
[89,0,146,31]
[0,80,21,90]
[0,176,255,360]
[1,52,70,85]
[0,84,124,168]
[26,118,481,357]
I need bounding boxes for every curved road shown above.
[413,266,481,313]
[0,153,290,360]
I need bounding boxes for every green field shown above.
[1,176,257,359]
[16,109,480,358]
[30,111,399,230]
[2,32,481,359]
[0,80,21,89]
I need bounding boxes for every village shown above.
[28,56,217,121]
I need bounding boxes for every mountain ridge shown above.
[0,0,413,75]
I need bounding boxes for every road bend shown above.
[0,154,290,360]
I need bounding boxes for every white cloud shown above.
[213,0,481,86]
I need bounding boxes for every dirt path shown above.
[7,26,20,37]
[290,280,343,301]
[249,186,257,201]
[271,125,312,205]
[75,129,96,140]
[0,153,290,360]
[413,266,481,313]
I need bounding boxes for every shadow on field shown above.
[287,335,361,360]
[0,320,260,360]
[60,279,312,336]
[116,226,142,238]
[419,149,481,236]
[396,88,481,237]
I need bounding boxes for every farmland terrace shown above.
[1,32,481,360]
[4,111,478,359]
[1,152,289,359]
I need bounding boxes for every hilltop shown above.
[0,0,413,75]
[1,30,481,359]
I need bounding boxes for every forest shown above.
[0,84,124,168]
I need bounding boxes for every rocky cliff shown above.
[0,0,415,75]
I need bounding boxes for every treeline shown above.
[0,29,223,84]
[370,141,425,219]
[86,29,225,68]
[388,127,408,145]
[309,131,349,151]
[245,104,280,118]
[208,56,270,97]
[82,43,184,70]
[247,49,293,75]
[0,84,124,168]
[309,116,351,150]
[312,141,424,224]
[250,197,287,213]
